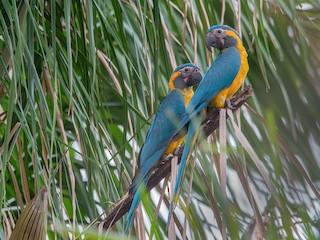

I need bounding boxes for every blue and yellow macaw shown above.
[125,63,202,232]
[168,25,249,221]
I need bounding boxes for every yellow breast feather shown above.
[165,88,194,154]
[212,31,249,108]
[225,30,249,98]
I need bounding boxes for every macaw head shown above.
[169,63,202,91]
[205,25,241,52]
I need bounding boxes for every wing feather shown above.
[132,89,186,190]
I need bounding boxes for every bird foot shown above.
[173,147,182,156]
[234,94,248,106]
[225,98,236,110]
[166,153,174,159]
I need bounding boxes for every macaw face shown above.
[173,65,202,90]
[206,26,238,51]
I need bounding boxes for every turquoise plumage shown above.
[168,25,249,222]
[126,63,202,232]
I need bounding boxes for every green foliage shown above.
[0,0,320,239]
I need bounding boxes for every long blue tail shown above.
[125,188,142,233]
[167,116,199,223]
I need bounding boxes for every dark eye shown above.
[217,29,222,33]
[184,68,189,72]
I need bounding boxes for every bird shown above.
[168,25,249,222]
[125,63,202,232]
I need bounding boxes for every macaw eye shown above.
[217,29,222,34]
[184,68,189,72]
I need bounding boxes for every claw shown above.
[166,153,174,159]
[173,147,181,156]
[225,98,236,110]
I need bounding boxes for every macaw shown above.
[125,63,202,232]
[168,25,249,221]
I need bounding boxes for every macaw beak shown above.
[186,68,202,87]
[206,33,214,52]
[206,32,224,51]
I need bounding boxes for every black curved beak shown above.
[186,68,202,87]
[206,32,224,51]
[206,33,215,52]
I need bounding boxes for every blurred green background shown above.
[0,0,320,239]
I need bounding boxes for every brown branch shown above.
[99,84,253,230]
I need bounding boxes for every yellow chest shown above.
[165,88,193,154]
[226,49,249,98]
[212,46,249,108]
[182,89,194,107]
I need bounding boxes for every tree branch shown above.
[99,84,253,230]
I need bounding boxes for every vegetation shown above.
[1,0,320,239]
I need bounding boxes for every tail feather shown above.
[125,190,141,233]
[174,124,196,196]
[167,117,199,223]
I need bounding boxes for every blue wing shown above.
[126,89,186,232]
[188,47,241,110]
[167,47,241,222]
[175,47,241,135]
[137,89,186,177]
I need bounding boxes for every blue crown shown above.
[206,25,240,38]
[174,63,199,72]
